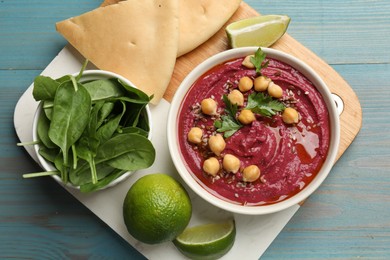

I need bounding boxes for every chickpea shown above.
[201,98,217,115]
[222,154,240,173]
[208,134,226,156]
[267,82,283,98]
[227,89,244,106]
[282,107,299,124]
[187,127,203,144]
[238,76,253,92]
[242,165,261,182]
[203,157,220,176]
[242,55,255,69]
[254,76,271,92]
[238,109,256,125]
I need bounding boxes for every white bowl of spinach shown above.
[28,66,155,192]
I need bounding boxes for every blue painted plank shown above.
[1,0,390,70]
[264,62,390,258]
[1,0,390,259]
[0,0,101,69]
[254,0,390,65]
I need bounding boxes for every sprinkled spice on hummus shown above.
[178,49,330,205]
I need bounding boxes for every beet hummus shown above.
[178,52,330,206]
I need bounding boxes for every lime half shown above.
[226,15,290,48]
[173,219,236,260]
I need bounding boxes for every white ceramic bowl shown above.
[32,70,153,191]
[167,47,340,215]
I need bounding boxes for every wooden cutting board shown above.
[101,1,361,160]
[164,2,362,161]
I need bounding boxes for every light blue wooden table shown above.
[1,0,389,258]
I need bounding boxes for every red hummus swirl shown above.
[178,56,330,205]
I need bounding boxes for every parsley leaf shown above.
[214,115,242,138]
[250,47,269,75]
[214,95,242,138]
[246,92,285,117]
[222,94,238,119]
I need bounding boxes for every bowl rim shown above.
[167,47,340,215]
[32,69,153,191]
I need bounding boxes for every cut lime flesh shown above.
[173,220,236,259]
[226,15,291,48]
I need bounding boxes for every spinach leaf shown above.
[118,79,151,102]
[121,102,146,128]
[56,75,72,84]
[96,133,155,171]
[96,102,115,128]
[69,161,116,186]
[134,108,151,132]
[33,76,60,101]
[74,101,105,184]
[37,109,56,149]
[97,101,126,143]
[116,126,149,138]
[38,146,60,163]
[54,151,67,183]
[83,79,126,102]
[48,77,92,168]
[68,133,154,183]
[24,62,155,192]
[80,169,127,193]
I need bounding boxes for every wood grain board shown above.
[99,1,362,159]
[164,2,362,161]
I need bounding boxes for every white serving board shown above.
[13,45,299,259]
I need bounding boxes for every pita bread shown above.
[101,0,242,57]
[56,0,179,104]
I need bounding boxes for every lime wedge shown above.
[226,15,291,48]
[173,219,236,260]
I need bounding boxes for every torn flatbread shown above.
[100,0,242,57]
[56,0,179,104]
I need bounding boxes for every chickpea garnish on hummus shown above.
[180,48,330,205]
[188,48,302,184]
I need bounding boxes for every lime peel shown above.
[123,173,192,245]
[226,15,291,48]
